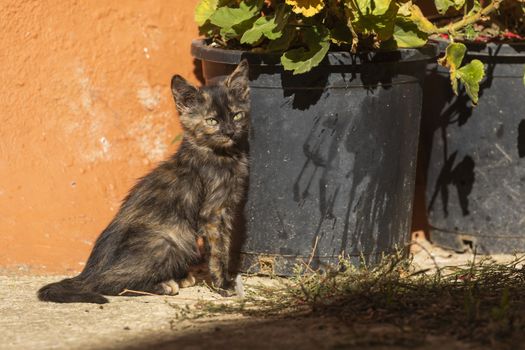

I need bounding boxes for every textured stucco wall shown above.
[0,0,200,274]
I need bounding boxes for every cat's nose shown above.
[224,130,234,138]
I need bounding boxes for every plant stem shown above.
[346,18,359,53]
[343,0,359,52]
[436,0,503,34]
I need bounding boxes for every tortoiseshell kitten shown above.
[38,60,250,304]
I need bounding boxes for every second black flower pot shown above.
[420,41,525,254]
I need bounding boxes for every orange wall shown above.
[0,0,199,274]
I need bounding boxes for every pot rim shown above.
[430,38,525,57]
[191,39,438,66]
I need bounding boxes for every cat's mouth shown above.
[219,138,235,147]
[213,135,235,147]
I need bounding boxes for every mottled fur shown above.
[38,61,250,304]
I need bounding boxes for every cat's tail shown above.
[37,277,108,304]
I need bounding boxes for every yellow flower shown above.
[285,0,325,17]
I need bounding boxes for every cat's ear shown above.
[224,59,249,101]
[171,75,203,113]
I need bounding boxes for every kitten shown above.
[38,60,250,304]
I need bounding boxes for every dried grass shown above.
[172,252,525,346]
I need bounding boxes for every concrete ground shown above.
[1,275,247,350]
[1,238,518,350]
[0,274,474,350]
[3,274,366,350]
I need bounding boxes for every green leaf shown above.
[220,20,256,41]
[373,0,394,15]
[354,0,394,16]
[268,27,296,52]
[434,0,454,14]
[281,26,330,75]
[466,0,481,17]
[434,0,465,14]
[240,16,273,44]
[442,43,467,70]
[241,4,288,44]
[266,4,289,40]
[438,42,467,95]
[456,59,484,103]
[439,43,484,103]
[403,4,437,34]
[351,0,399,41]
[397,3,437,34]
[209,2,256,28]
[393,17,428,48]
[464,24,476,41]
[195,0,219,26]
[209,0,262,40]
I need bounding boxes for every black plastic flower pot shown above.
[192,40,437,275]
[419,41,525,254]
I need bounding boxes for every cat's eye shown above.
[232,112,244,121]
[206,118,219,126]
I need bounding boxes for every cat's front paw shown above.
[160,280,180,296]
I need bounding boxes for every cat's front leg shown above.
[203,212,234,295]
